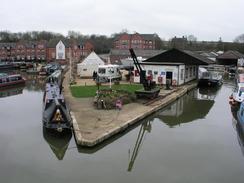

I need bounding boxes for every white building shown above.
[56,40,65,60]
[77,51,105,78]
[133,48,214,86]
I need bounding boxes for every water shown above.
[0,76,244,183]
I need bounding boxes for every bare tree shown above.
[187,35,197,42]
[234,34,244,43]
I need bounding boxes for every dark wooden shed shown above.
[217,50,244,65]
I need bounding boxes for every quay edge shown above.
[71,82,197,147]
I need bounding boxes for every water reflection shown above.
[157,87,220,127]
[43,128,72,160]
[128,120,152,172]
[24,74,45,91]
[0,85,24,98]
[236,121,244,156]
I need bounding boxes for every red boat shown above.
[0,73,26,88]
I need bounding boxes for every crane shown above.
[129,48,160,99]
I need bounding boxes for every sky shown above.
[0,0,243,42]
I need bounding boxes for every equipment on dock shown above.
[129,48,160,99]
[42,70,72,132]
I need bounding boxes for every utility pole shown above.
[69,46,72,83]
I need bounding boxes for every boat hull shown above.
[0,79,25,87]
[198,79,222,87]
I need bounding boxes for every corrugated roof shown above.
[217,50,244,59]
[143,48,214,65]
[110,49,164,58]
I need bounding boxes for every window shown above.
[154,71,158,75]
[147,70,152,75]
[98,68,106,74]
[185,68,188,79]
[190,67,192,77]
[180,69,184,80]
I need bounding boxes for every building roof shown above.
[47,39,70,48]
[143,48,214,65]
[110,49,164,58]
[78,51,104,65]
[0,42,16,49]
[114,33,159,41]
[217,50,244,60]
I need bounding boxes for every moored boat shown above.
[198,67,223,87]
[0,62,18,70]
[42,70,72,132]
[0,73,25,88]
[229,74,244,109]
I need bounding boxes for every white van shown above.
[97,65,122,82]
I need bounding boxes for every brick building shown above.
[113,33,160,50]
[0,39,94,63]
[110,32,162,64]
[46,39,94,63]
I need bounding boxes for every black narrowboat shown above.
[42,71,72,132]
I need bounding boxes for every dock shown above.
[63,71,197,147]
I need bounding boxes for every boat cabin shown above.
[0,73,25,87]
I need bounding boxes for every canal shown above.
[0,76,244,183]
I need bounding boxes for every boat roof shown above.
[0,73,8,77]
[238,74,244,83]
[238,82,244,87]
[45,83,64,100]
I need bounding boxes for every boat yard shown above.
[63,70,197,146]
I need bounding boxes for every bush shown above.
[95,89,136,109]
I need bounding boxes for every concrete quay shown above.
[63,72,197,147]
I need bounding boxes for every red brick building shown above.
[113,33,160,50]
[46,39,94,63]
[0,40,93,63]
[0,41,47,62]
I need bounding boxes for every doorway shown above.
[166,71,173,85]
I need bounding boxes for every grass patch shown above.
[70,84,143,98]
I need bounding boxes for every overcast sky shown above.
[0,0,243,41]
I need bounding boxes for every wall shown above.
[133,64,198,85]
[184,65,197,83]
[134,64,180,85]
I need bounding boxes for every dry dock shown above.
[63,72,197,147]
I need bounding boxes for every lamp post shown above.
[69,46,72,84]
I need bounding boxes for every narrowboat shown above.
[198,67,223,87]
[236,101,244,133]
[0,73,25,88]
[229,74,244,108]
[0,62,18,70]
[42,71,72,132]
